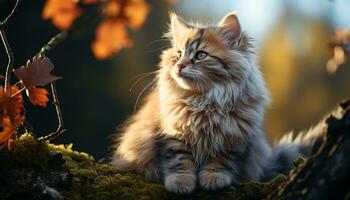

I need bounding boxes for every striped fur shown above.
[111,12,324,194]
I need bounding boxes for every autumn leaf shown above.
[91,19,133,60]
[42,0,82,30]
[91,0,149,59]
[14,57,59,107]
[103,0,121,18]
[0,85,25,126]
[124,0,150,30]
[0,116,17,150]
[82,0,100,4]
[327,28,350,73]
[26,86,49,107]
[14,57,61,87]
[7,138,15,150]
[0,85,25,149]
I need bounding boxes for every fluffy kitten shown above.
[111,12,324,194]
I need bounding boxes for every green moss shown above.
[0,133,49,170]
[293,157,307,167]
[0,133,287,200]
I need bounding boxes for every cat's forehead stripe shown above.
[186,29,205,56]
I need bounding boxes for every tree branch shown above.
[35,5,99,58]
[0,0,20,27]
[0,0,21,93]
[36,6,100,142]
[38,81,67,142]
[0,29,13,92]
[266,99,350,200]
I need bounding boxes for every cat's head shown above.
[160,12,254,94]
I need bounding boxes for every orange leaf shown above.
[124,0,150,30]
[14,57,60,107]
[7,86,25,124]
[0,117,17,149]
[91,19,133,60]
[0,85,25,149]
[0,85,25,126]
[42,0,82,30]
[26,86,49,107]
[7,138,15,150]
[82,0,100,4]
[14,57,61,87]
[103,0,121,17]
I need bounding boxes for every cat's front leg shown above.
[198,157,236,190]
[199,142,252,190]
[160,138,197,194]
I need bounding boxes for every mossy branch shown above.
[1,99,350,199]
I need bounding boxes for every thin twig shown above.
[37,6,100,142]
[0,0,21,27]
[38,81,67,142]
[0,29,13,92]
[35,5,99,58]
[0,0,21,93]
[10,86,25,97]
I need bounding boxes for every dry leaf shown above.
[7,138,15,150]
[82,0,100,4]
[91,19,133,60]
[103,0,121,18]
[124,0,150,30]
[335,29,350,44]
[0,117,17,149]
[42,0,82,30]
[26,86,49,107]
[0,86,25,126]
[14,57,61,87]
[14,57,58,107]
[0,85,25,149]
[6,86,25,124]
[327,28,350,73]
[91,0,149,59]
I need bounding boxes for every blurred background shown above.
[0,0,349,159]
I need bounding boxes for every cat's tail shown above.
[261,116,329,181]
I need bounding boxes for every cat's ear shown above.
[218,12,242,48]
[169,12,190,41]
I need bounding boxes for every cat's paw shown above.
[199,170,232,190]
[143,161,161,183]
[164,173,196,194]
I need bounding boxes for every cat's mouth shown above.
[171,68,193,90]
[177,67,191,78]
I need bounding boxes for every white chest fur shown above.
[159,90,252,164]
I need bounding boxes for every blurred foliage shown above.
[260,10,350,141]
[327,29,350,73]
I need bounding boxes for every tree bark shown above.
[266,99,350,200]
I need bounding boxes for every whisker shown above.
[146,45,172,53]
[134,79,157,113]
[130,71,158,81]
[129,71,158,92]
[146,38,169,47]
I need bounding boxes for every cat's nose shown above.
[177,64,186,75]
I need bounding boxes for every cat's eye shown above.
[176,51,182,60]
[195,51,208,60]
